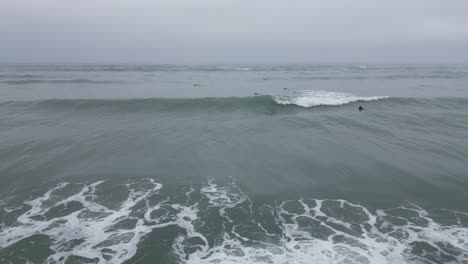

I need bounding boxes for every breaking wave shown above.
[3,92,468,115]
[0,91,390,113]
[273,90,388,108]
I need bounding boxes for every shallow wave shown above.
[1,179,467,264]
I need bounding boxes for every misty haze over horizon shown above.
[1,0,468,64]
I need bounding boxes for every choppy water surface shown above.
[0,65,467,263]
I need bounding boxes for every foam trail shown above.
[273,90,388,108]
[1,179,467,264]
[200,178,248,222]
[0,180,168,263]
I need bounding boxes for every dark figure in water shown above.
[359,106,364,111]
[254,92,259,96]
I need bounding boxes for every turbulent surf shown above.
[1,64,468,263]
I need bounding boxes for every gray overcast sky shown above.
[1,0,468,64]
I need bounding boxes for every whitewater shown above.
[1,64,468,264]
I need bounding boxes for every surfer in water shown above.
[359,106,364,111]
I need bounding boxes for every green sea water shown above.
[0,65,467,263]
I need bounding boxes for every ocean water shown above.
[0,64,467,264]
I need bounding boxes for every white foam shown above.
[176,198,468,264]
[176,180,468,264]
[0,179,168,263]
[273,90,388,108]
[1,179,467,264]
[200,178,248,222]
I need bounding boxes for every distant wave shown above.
[1,79,123,85]
[0,74,45,79]
[0,65,259,72]
[2,65,467,76]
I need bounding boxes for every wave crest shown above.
[273,90,388,108]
